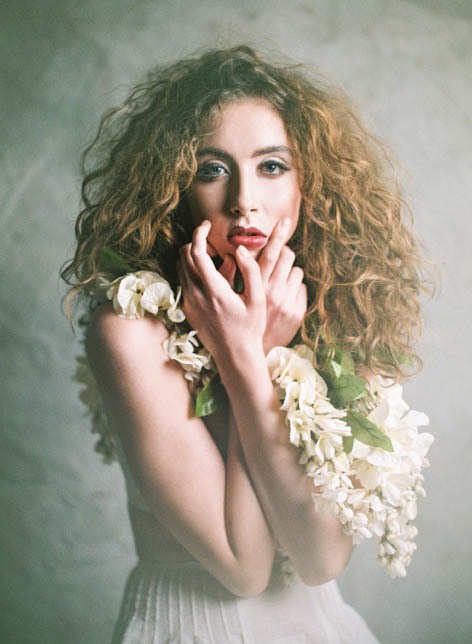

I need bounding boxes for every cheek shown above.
[285,188,302,231]
[188,187,225,223]
[276,177,301,210]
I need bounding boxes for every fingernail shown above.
[281,218,290,230]
[238,245,250,257]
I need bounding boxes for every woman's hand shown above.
[257,218,307,354]
[178,220,266,362]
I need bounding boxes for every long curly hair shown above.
[61,45,429,378]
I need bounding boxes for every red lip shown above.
[228,226,267,238]
[227,226,268,249]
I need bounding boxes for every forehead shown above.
[202,98,290,148]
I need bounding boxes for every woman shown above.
[63,45,431,643]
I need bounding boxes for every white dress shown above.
[111,557,379,644]
[110,445,380,644]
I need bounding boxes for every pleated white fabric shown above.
[110,557,379,644]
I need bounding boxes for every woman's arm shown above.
[218,346,353,585]
[86,306,276,597]
[180,221,353,586]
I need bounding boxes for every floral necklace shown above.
[76,260,433,579]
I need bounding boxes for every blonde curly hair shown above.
[61,45,429,378]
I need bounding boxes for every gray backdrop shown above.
[1,1,471,642]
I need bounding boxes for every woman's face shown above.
[187,98,302,260]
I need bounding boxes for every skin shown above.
[187,98,301,258]
[186,98,306,353]
[86,98,353,598]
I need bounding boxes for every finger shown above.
[180,244,210,302]
[190,221,225,291]
[219,254,237,288]
[206,238,219,259]
[258,217,291,284]
[286,265,304,291]
[179,243,199,282]
[268,246,296,290]
[235,245,264,306]
[296,282,308,315]
[266,264,303,310]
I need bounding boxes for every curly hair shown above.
[61,45,429,378]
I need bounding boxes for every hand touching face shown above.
[179,217,307,357]
[183,98,305,354]
[187,98,302,262]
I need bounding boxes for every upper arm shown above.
[85,305,250,588]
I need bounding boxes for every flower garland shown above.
[75,265,433,578]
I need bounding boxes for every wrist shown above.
[214,341,267,382]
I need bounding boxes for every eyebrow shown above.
[197,145,293,159]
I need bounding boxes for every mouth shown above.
[227,226,268,249]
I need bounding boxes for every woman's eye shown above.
[196,163,227,181]
[260,160,289,176]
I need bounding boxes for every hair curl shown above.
[61,45,430,378]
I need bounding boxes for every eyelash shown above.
[195,163,228,181]
[195,160,290,182]
[260,160,290,175]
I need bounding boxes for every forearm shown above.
[224,413,276,581]
[217,343,353,584]
[87,309,276,597]
[179,224,351,583]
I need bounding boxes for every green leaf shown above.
[317,345,356,380]
[195,376,226,417]
[342,434,354,454]
[345,410,394,452]
[329,374,366,407]
[395,352,414,367]
[101,247,133,275]
[329,360,342,379]
[316,344,332,365]
[332,345,343,363]
[234,270,244,294]
[339,351,355,375]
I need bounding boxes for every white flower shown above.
[163,330,212,381]
[85,269,433,579]
[312,494,340,517]
[267,347,349,459]
[108,271,160,318]
[142,280,185,323]
[104,270,186,324]
[267,346,327,397]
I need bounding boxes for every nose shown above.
[226,169,259,217]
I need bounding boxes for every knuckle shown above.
[269,294,284,310]
[248,263,262,282]
[190,244,203,260]
[261,251,277,270]
[263,248,278,264]
[281,246,295,262]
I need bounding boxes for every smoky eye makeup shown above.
[195,161,229,181]
[259,159,291,175]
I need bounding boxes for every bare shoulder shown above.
[84,302,196,431]
[85,302,170,371]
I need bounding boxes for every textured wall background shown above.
[1,1,471,642]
